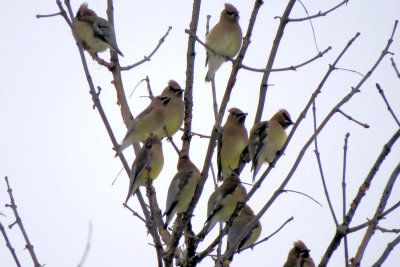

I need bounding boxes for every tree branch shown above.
[287,0,349,22]
[376,83,400,127]
[0,221,21,267]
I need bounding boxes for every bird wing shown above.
[206,181,238,223]
[164,169,193,216]
[126,148,149,199]
[93,18,122,55]
[250,121,269,170]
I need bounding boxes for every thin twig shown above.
[335,67,364,77]
[297,0,320,52]
[120,26,173,70]
[282,189,323,207]
[312,100,339,226]
[0,222,21,267]
[375,226,400,234]
[342,133,350,267]
[4,177,40,267]
[124,204,147,224]
[390,58,400,79]
[77,222,93,267]
[36,11,63,18]
[376,83,400,127]
[179,128,211,139]
[287,0,349,22]
[372,234,400,267]
[237,216,294,253]
[337,109,370,128]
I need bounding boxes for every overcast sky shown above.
[1,0,400,266]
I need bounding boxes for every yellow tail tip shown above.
[224,260,232,264]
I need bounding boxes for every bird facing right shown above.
[75,3,124,57]
[249,109,293,181]
[283,240,315,267]
[115,96,171,156]
[217,107,248,181]
[199,172,247,239]
[205,3,242,82]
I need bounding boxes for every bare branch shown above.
[352,160,400,266]
[342,133,350,267]
[287,0,349,22]
[4,177,41,267]
[372,234,400,267]
[390,58,400,79]
[77,222,93,267]
[376,83,400,127]
[375,226,400,234]
[297,0,320,52]
[36,11,63,18]
[320,21,399,266]
[254,0,296,123]
[237,216,294,253]
[0,222,21,267]
[124,204,147,224]
[337,109,370,128]
[312,100,339,226]
[186,29,331,73]
[282,189,323,207]
[335,67,364,77]
[120,26,172,71]
[179,128,211,139]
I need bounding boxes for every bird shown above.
[156,80,185,138]
[249,109,293,181]
[163,155,200,229]
[217,108,248,181]
[75,3,124,57]
[199,172,247,239]
[225,204,261,263]
[205,3,242,82]
[115,96,171,155]
[125,135,164,204]
[283,240,315,267]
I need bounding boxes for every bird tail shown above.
[198,219,216,240]
[252,160,261,182]
[205,56,225,82]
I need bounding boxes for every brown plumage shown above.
[283,240,315,267]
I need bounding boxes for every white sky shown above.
[1,0,400,266]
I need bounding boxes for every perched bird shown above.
[115,96,171,155]
[226,204,261,262]
[217,108,248,181]
[125,135,164,204]
[163,155,200,229]
[205,3,242,81]
[249,109,293,181]
[199,172,247,238]
[283,240,315,267]
[156,80,185,138]
[75,3,124,57]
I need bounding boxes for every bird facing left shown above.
[75,3,124,57]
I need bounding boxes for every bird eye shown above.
[226,11,237,16]
[282,112,290,122]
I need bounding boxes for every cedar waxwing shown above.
[283,240,315,267]
[205,3,242,82]
[125,135,164,204]
[226,204,261,262]
[75,3,124,57]
[163,155,200,229]
[199,172,247,238]
[156,80,185,138]
[249,109,293,181]
[217,108,248,181]
[115,96,171,155]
